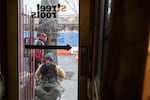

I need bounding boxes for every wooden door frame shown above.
[7,0,18,99]
[0,0,8,100]
[6,0,92,100]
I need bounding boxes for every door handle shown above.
[81,45,88,76]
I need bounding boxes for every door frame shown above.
[6,0,92,100]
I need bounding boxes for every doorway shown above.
[18,0,79,100]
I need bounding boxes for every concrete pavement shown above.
[58,55,78,100]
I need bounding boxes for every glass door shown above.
[18,0,79,100]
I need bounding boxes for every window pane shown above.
[18,0,79,100]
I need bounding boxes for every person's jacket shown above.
[35,63,66,83]
[34,40,44,63]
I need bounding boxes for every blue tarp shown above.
[57,31,79,47]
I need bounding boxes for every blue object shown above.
[24,31,38,39]
[57,31,79,47]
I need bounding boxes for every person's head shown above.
[44,53,54,66]
[37,33,47,42]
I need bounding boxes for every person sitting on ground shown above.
[35,53,65,100]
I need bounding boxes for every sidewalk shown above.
[58,55,78,100]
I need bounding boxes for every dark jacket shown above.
[40,63,57,83]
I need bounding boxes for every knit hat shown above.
[44,53,54,62]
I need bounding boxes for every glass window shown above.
[18,0,79,100]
